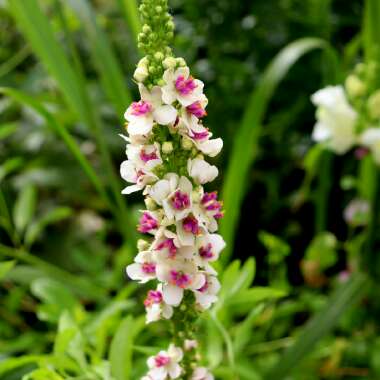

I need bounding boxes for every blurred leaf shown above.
[259,231,290,265]
[0,260,15,280]
[0,356,42,376]
[24,206,72,247]
[31,277,81,323]
[22,368,64,380]
[109,316,139,380]
[116,0,141,42]
[220,38,337,264]
[0,122,18,139]
[13,184,37,234]
[305,232,338,270]
[266,272,369,380]
[0,157,24,182]
[66,0,131,116]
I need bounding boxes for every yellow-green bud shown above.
[155,6,163,13]
[176,57,186,67]
[144,197,157,211]
[137,239,150,251]
[163,56,177,69]
[137,56,149,68]
[154,52,164,61]
[191,189,202,202]
[162,141,174,154]
[157,79,166,86]
[133,66,149,82]
[142,24,151,34]
[345,75,366,98]
[148,65,157,74]
[182,137,193,150]
[368,90,380,119]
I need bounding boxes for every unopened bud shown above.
[176,57,186,67]
[182,137,193,150]
[144,197,157,211]
[163,56,177,69]
[368,90,380,119]
[137,239,150,251]
[142,24,151,34]
[162,141,174,154]
[154,52,164,61]
[345,75,366,98]
[133,66,148,82]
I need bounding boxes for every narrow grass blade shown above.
[265,272,370,380]
[0,87,114,218]
[116,0,141,43]
[220,38,337,264]
[66,0,132,116]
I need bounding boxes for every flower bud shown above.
[133,66,149,82]
[156,79,166,86]
[148,65,157,74]
[162,141,174,154]
[137,56,149,68]
[144,197,157,211]
[154,52,164,61]
[137,239,150,252]
[163,56,177,69]
[155,5,163,13]
[182,137,193,150]
[142,24,151,34]
[176,57,186,67]
[368,90,380,119]
[345,75,366,98]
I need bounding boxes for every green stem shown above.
[0,244,107,301]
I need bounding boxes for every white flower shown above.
[156,260,205,306]
[144,284,173,324]
[360,127,380,164]
[191,367,214,380]
[149,174,193,221]
[176,214,205,246]
[311,85,358,154]
[193,274,220,310]
[179,113,222,157]
[193,190,223,233]
[147,344,183,380]
[153,229,194,261]
[187,158,218,184]
[120,160,158,194]
[195,233,225,272]
[125,84,177,136]
[162,67,204,107]
[126,142,162,170]
[126,251,156,283]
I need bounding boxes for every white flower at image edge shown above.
[311,85,358,154]
[190,367,214,380]
[125,84,177,136]
[187,158,218,184]
[147,344,183,380]
[360,128,380,164]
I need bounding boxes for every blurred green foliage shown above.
[1,0,380,379]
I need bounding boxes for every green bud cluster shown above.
[137,0,176,85]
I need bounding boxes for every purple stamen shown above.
[187,101,207,118]
[140,148,158,163]
[130,100,152,116]
[154,354,170,367]
[175,75,197,95]
[199,243,213,259]
[142,262,156,274]
[157,238,177,258]
[170,270,191,288]
[171,190,190,210]
[144,290,162,307]
[183,215,201,235]
[138,212,158,233]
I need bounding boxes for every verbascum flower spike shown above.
[120,1,224,379]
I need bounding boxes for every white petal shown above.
[153,105,177,125]
[162,284,183,306]
[127,116,154,136]
[168,363,182,379]
[198,138,223,157]
[121,184,141,194]
[149,180,171,204]
[188,158,218,184]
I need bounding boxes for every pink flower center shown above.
[201,191,224,218]
[183,215,201,235]
[175,75,197,95]
[198,279,209,293]
[144,290,162,307]
[170,270,191,288]
[142,262,156,274]
[187,101,207,118]
[157,238,177,258]
[171,190,190,210]
[199,243,213,259]
[191,129,209,141]
[130,100,152,116]
[155,354,170,367]
[140,148,158,163]
[138,212,158,233]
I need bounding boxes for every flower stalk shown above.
[120,1,224,379]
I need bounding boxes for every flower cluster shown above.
[119,1,224,378]
[311,62,380,163]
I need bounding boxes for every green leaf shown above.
[0,260,15,280]
[66,0,131,116]
[220,38,337,264]
[0,122,18,140]
[31,278,81,323]
[25,206,72,247]
[258,231,290,264]
[22,368,64,380]
[0,356,43,376]
[116,0,141,42]
[0,157,24,182]
[305,232,338,270]
[363,0,380,63]
[265,272,369,380]
[13,184,37,234]
[109,316,142,380]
